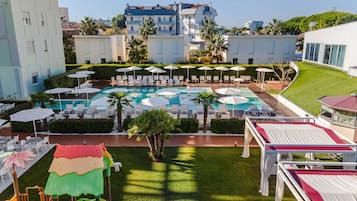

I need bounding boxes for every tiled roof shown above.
[318,95,357,112]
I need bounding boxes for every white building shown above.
[243,20,264,34]
[303,21,357,76]
[223,35,297,64]
[0,0,65,99]
[178,3,217,42]
[73,35,127,64]
[147,35,188,64]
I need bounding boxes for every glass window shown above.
[313,44,319,61]
[304,43,310,60]
[158,17,161,22]
[32,72,39,84]
[41,13,45,26]
[169,17,172,22]
[336,45,346,67]
[323,45,331,64]
[330,45,339,66]
[22,11,31,25]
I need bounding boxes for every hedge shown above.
[210,118,245,134]
[11,121,47,133]
[48,119,114,133]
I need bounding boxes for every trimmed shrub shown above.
[11,121,47,133]
[49,119,114,133]
[66,64,82,71]
[177,118,199,133]
[122,116,134,131]
[210,118,245,134]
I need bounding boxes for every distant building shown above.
[223,35,297,64]
[59,7,69,23]
[243,20,264,34]
[73,35,127,64]
[147,35,188,64]
[0,0,66,99]
[318,95,357,142]
[303,21,357,76]
[124,3,217,43]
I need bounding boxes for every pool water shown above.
[48,86,266,112]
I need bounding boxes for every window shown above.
[232,58,238,64]
[32,72,39,84]
[22,11,31,25]
[322,44,346,67]
[41,13,45,26]
[130,26,134,31]
[158,17,161,22]
[117,56,122,61]
[101,58,106,64]
[169,17,172,22]
[85,60,90,64]
[130,17,133,21]
[48,68,51,78]
[323,45,331,64]
[169,26,172,31]
[44,40,48,52]
[26,41,35,55]
[158,26,161,31]
[248,58,254,64]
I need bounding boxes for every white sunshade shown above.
[215,87,240,95]
[256,68,274,72]
[76,70,95,75]
[214,66,229,71]
[116,68,131,72]
[67,74,89,79]
[164,65,179,70]
[127,66,142,71]
[149,68,166,73]
[90,97,110,110]
[180,98,198,106]
[180,65,196,81]
[142,96,169,107]
[182,87,211,93]
[218,96,248,105]
[198,66,213,71]
[10,108,54,122]
[0,119,7,127]
[144,66,158,71]
[231,66,246,71]
[72,87,101,94]
[44,88,73,94]
[103,88,129,94]
[156,88,181,97]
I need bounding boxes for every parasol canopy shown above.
[198,66,213,81]
[180,65,195,81]
[142,96,169,108]
[44,88,73,112]
[164,65,179,79]
[215,87,241,95]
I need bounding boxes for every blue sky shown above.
[59,0,357,27]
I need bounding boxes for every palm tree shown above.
[139,18,157,40]
[193,92,217,133]
[107,92,132,130]
[30,93,55,108]
[200,17,218,41]
[206,33,228,63]
[128,109,178,161]
[112,14,126,31]
[79,16,98,35]
[265,18,282,35]
[127,38,147,63]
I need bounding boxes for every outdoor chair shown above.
[206,76,212,83]
[224,75,230,83]
[199,75,205,83]
[191,75,198,83]
[213,76,220,83]
[170,104,179,116]
[64,104,74,114]
[0,167,10,184]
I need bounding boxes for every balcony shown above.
[157,20,175,25]
[127,20,142,25]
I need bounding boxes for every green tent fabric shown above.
[45,169,104,197]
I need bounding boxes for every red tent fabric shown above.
[54,144,104,159]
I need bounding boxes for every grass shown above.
[282,62,357,115]
[0,147,295,201]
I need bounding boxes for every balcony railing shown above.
[157,20,175,25]
[127,20,142,25]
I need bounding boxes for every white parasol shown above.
[44,87,73,112]
[142,96,169,108]
[164,65,179,79]
[198,66,213,81]
[231,66,246,78]
[180,65,196,82]
[214,66,229,82]
[127,66,142,78]
[67,74,89,88]
[215,87,240,95]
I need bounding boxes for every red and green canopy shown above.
[45,144,114,197]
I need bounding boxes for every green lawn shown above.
[282,62,357,115]
[0,147,295,201]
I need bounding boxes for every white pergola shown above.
[241,117,357,196]
[276,161,357,201]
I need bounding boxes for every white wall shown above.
[74,35,127,64]
[224,35,297,64]
[148,35,186,64]
[0,0,65,99]
[303,21,357,72]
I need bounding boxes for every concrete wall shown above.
[74,35,126,64]
[0,0,65,99]
[303,21,357,72]
[224,35,297,64]
[148,35,186,64]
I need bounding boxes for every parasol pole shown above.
[57,93,63,112]
[12,166,20,198]
[187,68,189,82]
[32,120,38,140]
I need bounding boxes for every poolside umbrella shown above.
[142,96,169,108]
[149,68,166,80]
[145,66,159,79]
[45,87,73,112]
[180,65,195,81]
[182,87,211,93]
[90,97,110,110]
[156,88,181,98]
[103,88,129,94]
[0,119,7,128]
[231,66,246,78]
[72,87,101,104]
[214,66,229,82]
[45,144,115,201]
[198,66,213,81]
[164,65,179,79]
[127,66,142,78]
[215,87,240,95]
[76,70,95,82]
[3,150,36,199]
[256,68,274,87]
[67,73,89,88]
[218,96,249,117]
[10,108,54,139]
[116,68,131,80]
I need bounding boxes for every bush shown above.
[11,121,47,133]
[177,118,199,133]
[66,64,82,71]
[49,119,114,133]
[210,118,245,134]
[122,116,134,131]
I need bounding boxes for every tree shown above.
[128,109,178,161]
[107,92,132,130]
[265,18,282,35]
[192,92,217,133]
[139,18,157,40]
[281,16,306,35]
[206,33,228,63]
[30,93,55,108]
[103,28,116,35]
[127,38,147,63]
[79,16,98,35]
[112,14,126,31]
[270,63,295,82]
[200,17,218,41]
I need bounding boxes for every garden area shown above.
[0,147,295,201]
[282,62,357,115]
